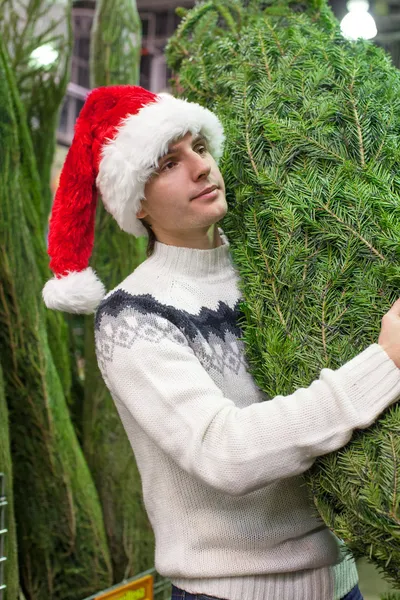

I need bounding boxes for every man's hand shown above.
[378,298,400,369]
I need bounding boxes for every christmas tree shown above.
[0,37,112,600]
[167,0,400,584]
[0,0,73,228]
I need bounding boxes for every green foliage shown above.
[167,0,400,585]
[90,0,142,88]
[0,38,112,600]
[0,363,19,600]
[87,0,153,581]
[2,37,73,407]
[0,0,73,227]
[1,0,74,419]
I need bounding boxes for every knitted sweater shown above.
[94,231,400,600]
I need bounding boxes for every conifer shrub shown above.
[0,38,112,600]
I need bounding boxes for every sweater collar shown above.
[146,228,234,280]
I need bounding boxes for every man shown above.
[43,85,400,600]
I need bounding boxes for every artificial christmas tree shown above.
[167,0,400,585]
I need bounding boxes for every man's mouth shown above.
[191,185,219,200]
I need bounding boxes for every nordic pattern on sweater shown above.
[95,291,247,384]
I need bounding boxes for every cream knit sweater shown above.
[94,232,400,600]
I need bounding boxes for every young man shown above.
[43,85,400,600]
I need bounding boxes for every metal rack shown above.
[0,473,7,600]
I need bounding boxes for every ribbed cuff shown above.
[332,540,359,599]
[171,566,334,600]
[329,344,400,429]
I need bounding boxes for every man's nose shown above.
[190,152,211,180]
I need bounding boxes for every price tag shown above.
[94,575,153,600]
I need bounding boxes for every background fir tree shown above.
[90,0,142,87]
[0,0,75,417]
[0,37,112,600]
[167,0,400,585]
[83,0,153,582]
[0,0,73,229]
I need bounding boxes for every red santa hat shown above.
[42,85,225,314]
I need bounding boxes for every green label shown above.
[122,588,146,600]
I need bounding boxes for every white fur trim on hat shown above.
[96,94,225,237]
[42,267,106,314]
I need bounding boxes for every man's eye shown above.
[196,144,207,154]
[161,161,176,172]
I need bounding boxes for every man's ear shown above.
[136,201,148,220]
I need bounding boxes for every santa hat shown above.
[42,85,225,314]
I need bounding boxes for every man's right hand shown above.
[378,298,400,369]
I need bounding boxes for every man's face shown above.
[137,131,227,245]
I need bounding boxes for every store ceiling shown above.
[136,0,400,43]
[76,0,400,47]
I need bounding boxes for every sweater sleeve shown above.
[95,310,400,496]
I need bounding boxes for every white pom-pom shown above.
[42,267,106,314]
